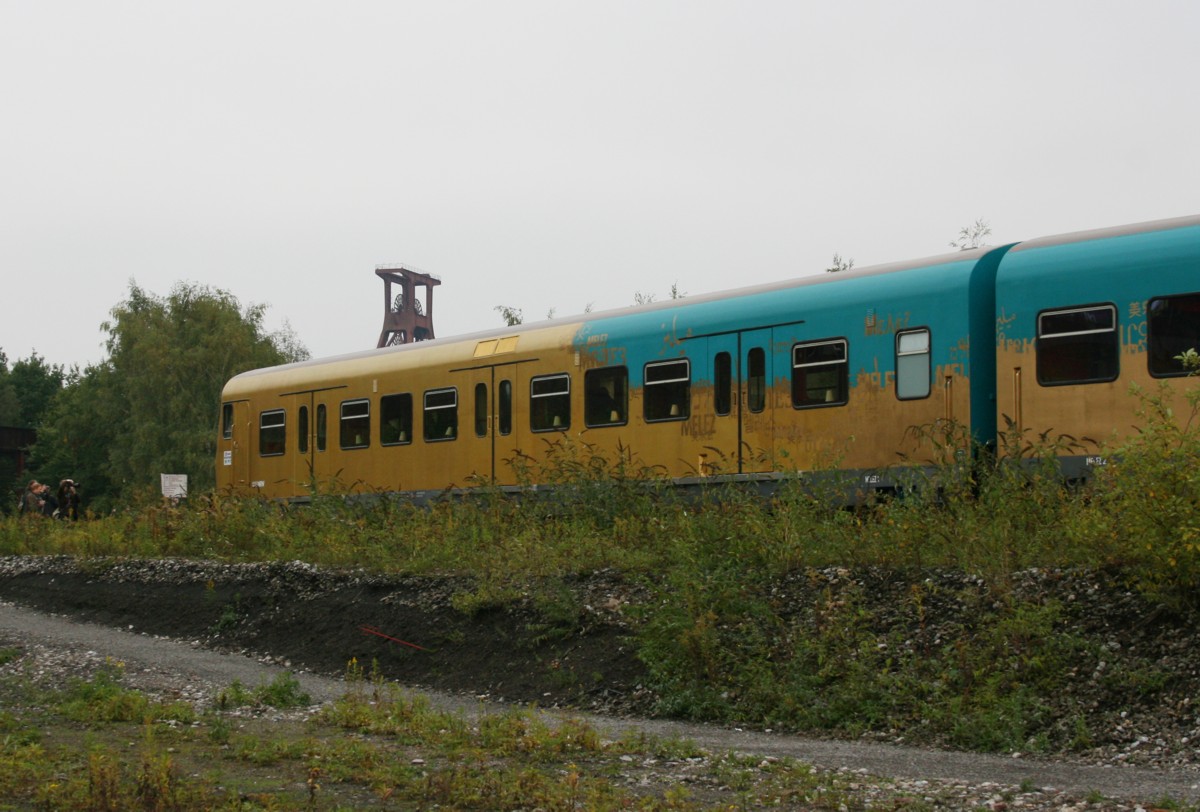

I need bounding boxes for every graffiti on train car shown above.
[865,310,912,337]
[1124,301,1148,353]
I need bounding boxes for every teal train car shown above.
[568,247,1011,493]
[217,215,1200,502]
[995,216,1200,480]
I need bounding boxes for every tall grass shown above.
[1,387,1197,591]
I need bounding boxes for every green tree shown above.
[0,350,19,427]
[32,282,307,509]
[0,351,20,510]
[2,351,64,428]
[30,364,119,510]
[0,350,64,513]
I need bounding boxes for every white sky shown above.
[2,1,1198,371]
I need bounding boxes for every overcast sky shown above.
[2,1,1197,371]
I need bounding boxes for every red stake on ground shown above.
[359,624,429,651]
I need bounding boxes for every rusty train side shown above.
[216,215,1200,502]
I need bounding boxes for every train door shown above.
[218,399,251,493]
[700,328,775,475]
[456,364,522,485]
[306,391,336,491]
[292,393,316,495]
[739,328,775,473]
[493,371,520,485]
[705,339,739,476]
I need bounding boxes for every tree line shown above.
[2,282,307,515]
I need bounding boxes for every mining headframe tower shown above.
[375,265,441,348]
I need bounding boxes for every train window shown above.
[896,329,931,400]
[498,379,513,436]
[222,403,234,440]
[792,339,847,408]
[1148,292,1200,377]
[644,359,690,422]
[380,393,413,445]
[585,366,628,427]
[475,383,488,437]
[423,388,458,442]
[714,352,732,416]
[298,406,309,454]
[1037,305,1119,385]
[259,409,286,456]
[531,373,571,432]
[316,404,327,452]
[747,347,766,413]
[340,399,370,449]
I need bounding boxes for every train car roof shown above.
[227,243,996,386]
[581,244,995,317]
[226,213,1198,388]
[1007,214,1200,254]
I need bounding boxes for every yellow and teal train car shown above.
[216,215,1200,502]
[994,215,1200,478]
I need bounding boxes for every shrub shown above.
[1089,377,1200,608]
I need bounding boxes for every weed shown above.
[230,734,307,766]
[57,664,195,726]
[450,580,524,617]
[257,671,311,708]
[203,710,233,745]
[135,751,178,810]
[217,672,310,710]
[1069,715,1094,750]
[215,678,252,709]
[210,591,243,633]
[87,750,121,811]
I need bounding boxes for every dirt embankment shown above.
[0,556,651,713]
[7,555,1200,806]
[2,554,1200,772]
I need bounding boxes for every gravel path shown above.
[3,600,1198,808]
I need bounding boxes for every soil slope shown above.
[2,555,1200,772]
[0,557,650,713]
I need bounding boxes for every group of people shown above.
[18,478,80,520]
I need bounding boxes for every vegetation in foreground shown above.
[2,378,1200,761]
[0,653,943,811]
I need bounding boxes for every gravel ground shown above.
[2,555,1200,809]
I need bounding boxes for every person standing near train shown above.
[56,479,81,520]
[17,480,43,516]
[38,482,58,518]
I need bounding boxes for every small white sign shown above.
[161,474,188,499]
[223,450,232,466]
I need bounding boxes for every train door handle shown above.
[1013,367,1023,434]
